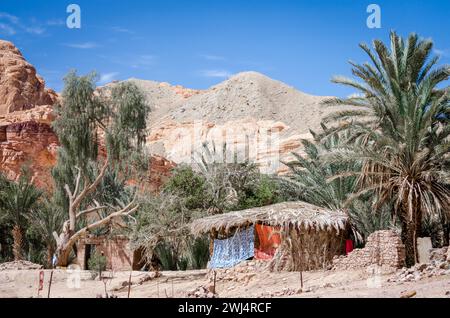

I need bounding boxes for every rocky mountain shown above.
[0,40,57,115]
[0,39,348,189]
[121,72,347,173]
[0,40,58,188]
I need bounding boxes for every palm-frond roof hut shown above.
[191,201,350,271]
[191,201,348,236]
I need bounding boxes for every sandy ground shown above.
[1,266,449,298]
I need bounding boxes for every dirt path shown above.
[1,267,449,298]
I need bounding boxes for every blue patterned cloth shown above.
[208,225,255,269]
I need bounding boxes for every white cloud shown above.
[46,19,65,26]
[25,26,46,35]
[111,26,134,34]
[64,42,100,49]
[0,12,47,36]
[347,93,365,99]
[0,12,19,24]
[434,48,448,57]
[199,69,232,78]
[99,72,119,85]
[0,23,16,35]
[201,54,226,61]
[130,55,156,68]
[98,54,157,70]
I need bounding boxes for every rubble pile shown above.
[388,248,450,283]
[258,288,302,297]
[186,285,216,298]
[206,260,268,284]
[0,260,43,271]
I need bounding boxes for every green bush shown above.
[238,176,281,210]
[163,166,208,210]
[88,250,107,277]
[187,237,210,269]
[154,242,178,271]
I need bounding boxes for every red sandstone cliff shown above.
[0,39,59,188]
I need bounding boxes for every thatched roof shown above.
[190,201,348,236]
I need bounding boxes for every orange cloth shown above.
[254,224,281,260]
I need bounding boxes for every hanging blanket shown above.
[254,224,281,260]
[208,225,255,269]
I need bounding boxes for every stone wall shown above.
[76,235,135,271]
[333,230,406,270]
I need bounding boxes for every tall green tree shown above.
[284,128,392,241]
[0,171,42,261]
[323,32,450,266]
[27,198,65,267]
[51,71,149,266]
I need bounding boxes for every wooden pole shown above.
[127,271,132,298]
[47,270,54,298]
[300,270,303,289]
[213,270,217,294]
[157,281,159,298]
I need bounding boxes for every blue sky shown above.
[0,0,448,96]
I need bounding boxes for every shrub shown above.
[88,250,107,278]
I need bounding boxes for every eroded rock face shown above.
[148,119,312,174]
[0,119,58,189]
[0,40,57,115]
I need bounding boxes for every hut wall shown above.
[269,226,346,271]
[76,236,134,271]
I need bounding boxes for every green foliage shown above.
[130,142,285,269]
[285,129,393,242]
[237,175,281,210]
[88,250,107,276]
[163,166,208,210]
[129,193,192,266]
[187,236,210,269]
[50,71,149,247]
[324,32,449,265]
[193,141,283,214]
[347,200,394,242]
[0,169,42,228]
[52,72,104,172]
[27,198,65,247]
[94,167,135,207]
[284,131,360,210]
[106,82,149,162]
[154,242,178,271]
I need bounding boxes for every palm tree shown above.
[323,31,450,266]
[0,172,42,261]
[284,128,392,242]
[28,198,64,267]
[194,141,260,214]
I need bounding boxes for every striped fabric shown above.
[208,225,255,269]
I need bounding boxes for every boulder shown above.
[417,237,432,264]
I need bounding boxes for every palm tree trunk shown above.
[11,225,23,261]
[47,245,55,269]
[401,220,418,267]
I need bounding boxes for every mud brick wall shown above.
[76,236,134,271]
[333,230,406,270]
